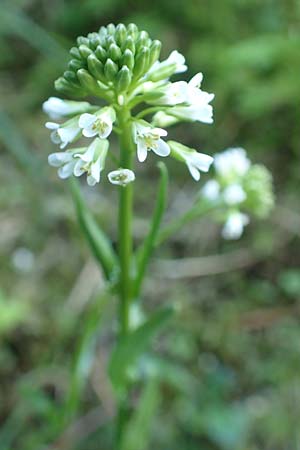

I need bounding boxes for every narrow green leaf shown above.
[65,291,109,419]
[69,177,117,280]
[0,3,66,59]
[121,378,160,450]
[0,109,42,177]
[109,305,174,392]
[134,162,168,298]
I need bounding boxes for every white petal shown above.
[82,127,98,138]
[46,122,59,130]
[137,140,148,162]
[90,157,102,183]
[223,184,247,205]
[189,72,203,88]
[188,152,214,172]
[58,126,79,144]
[222,212,249,240]
[48,152,72,167]
[152,139,170,157]
[50,130,61,145]
[187,162,200,181]
[57,161,75,179]
[79,113,96,129]
[202,180,220,200]
[87,175,97,186]
[153,127,168,138]
[73,159,85,176]
[99,122,112,139]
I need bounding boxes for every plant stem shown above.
[116,105,134,447]
[118,106,133,336]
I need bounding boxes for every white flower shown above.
[170,104,214,124]
[202,180,220,201]
[223,184,247,205]
[45,118,81,149]
[48,150,78,179]
[162,50,187,74]
[214,148,250,178]
[154,81,188,106]
[169,141,213,181]
[149,50,187,77]
[222,212,249,240]
[79,107,116,139]
[157,73,214,123]
[74,138,108,186]
[132,121,170,162]
[155,73,214,107]
[108,169,135,186]
[43,97,93,120]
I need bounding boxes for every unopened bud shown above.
[133,46,149,78]
[95,45,106,62]
[87,54,106,82]
[108,43,122,62]
[121,49,134,70]
[104,58,118,81]
[117,65,132,92]
[148,40,162,68]
[79,44,93,59]
[115,23,127,46]
[77,68,98,93]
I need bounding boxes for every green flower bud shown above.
[133,46,149,78]
[68,59,83,71]
[69,47,81,60]
[108,43,121,62]
[95,45,107,62]
[89,35,102,50]
[107,23,116,35]
[55,76,86,97]
[98,26,107,45]
[63,70,77,82]
[79,44,93,59]
[104,58,118,81]
[117,65,132,92]
[77,68,99,94]
[127,23,138,39]
[148,40,162,68]
[106,36,116,49]
[115,23,126,46]
[87,54,106,83]
[77,36,90,47]
[123,36,135,54]
[243,164,274,218]
[121,49,134,70]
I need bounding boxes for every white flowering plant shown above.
[43,23,274,448]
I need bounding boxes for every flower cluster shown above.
[202,148,274,239]
[44,23,215,186]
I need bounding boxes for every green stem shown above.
[156,199,222,246]
[116,106,134,447]
[117,107,134,336]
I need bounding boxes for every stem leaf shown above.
[109,305,174,393]
[120,377,160,450]
[69,177,117,280]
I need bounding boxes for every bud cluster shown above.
[55,23,162,98]
[201,148,274,239]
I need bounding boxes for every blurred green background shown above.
[1,0,300,449]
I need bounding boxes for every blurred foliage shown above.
[0,0,300,449]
